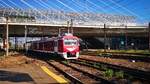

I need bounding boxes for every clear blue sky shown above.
[0,0,150,23]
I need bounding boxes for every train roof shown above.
[27,33,78,43]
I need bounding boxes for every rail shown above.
[78,58,150,81]
[47,61,83,84]
[59,61,112,84]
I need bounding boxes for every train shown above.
[27,33,80,59]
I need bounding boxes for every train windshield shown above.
[64,39,78,46]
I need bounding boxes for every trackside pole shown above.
[148,22,150,52]
[6,17,9,56]
[70,19,73,34]
[67,21,70,33]
[125,25,128,50]
[104,24,106,54]
[24,25,27,55]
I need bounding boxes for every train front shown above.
[61,34,79,59]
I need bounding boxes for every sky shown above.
[0,0,150,23]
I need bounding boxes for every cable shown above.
[86,0,110,23]
[0,0,20,16]
[71,0,104,21]
[101,0,126,9]
[40,0,70,23]
[97,0,135,24]
[109,0,145,22]
[0,2,6,17]
[97,0,124,15]
[33,0,48,9]
[20,0,49,22]
[8,0,21,8]
[0,1,5,7]
[39,0,55,10]
[54,0,92,22]
[40,0,62,10]
[56,0,77,12]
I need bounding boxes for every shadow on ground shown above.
[24,50,67,62]
[0,70,35,83]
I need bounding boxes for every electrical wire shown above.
[0,0,20,16]
[109,0,145,22]
[20,0,49,21]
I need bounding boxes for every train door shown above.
[58,40,63,52]
[54,40,58,52]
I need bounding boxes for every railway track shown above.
[62,60,137,84]
[47,60,111,84]
[82,50,150,62]
[98,53,150,62]
[106,52,150,56]
[25,51,150,83]
[83,49,150,56]
[76,58,150,82]
[47,61,83,84]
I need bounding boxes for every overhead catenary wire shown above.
[33,0,49,9]
[0,0,30,18]
[8,0,21,9]
[97,0,124,15]
[40,0,62,11]
[54,0,95,24]
[72,0,109,23]
[0,0,15,16]
[0,0,138,25]
[56,0,77,12]
[97,0,135,24]
[0,2,6,17]
[74,0,108,23]
[20,0,50,23]
[40,0,70,22]
[86,0,123,24]
[33,0,51,22]
[8,0,27,16]
[108,0,145,22]
[101,0,126,9]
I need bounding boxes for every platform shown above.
[0,63,68,84]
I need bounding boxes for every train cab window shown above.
[64,39,78,46]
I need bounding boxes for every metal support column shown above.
[67,21,70,33]
[104,24,106,53]
[15,37,17,50]
[125,26,128,50]
[148,22,150,52]
[6,17,9,56]
[24,25,27,54]
[70,19,73,34]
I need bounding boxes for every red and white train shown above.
[28,33,80,59]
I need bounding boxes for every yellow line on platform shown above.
[41,66,68,84]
